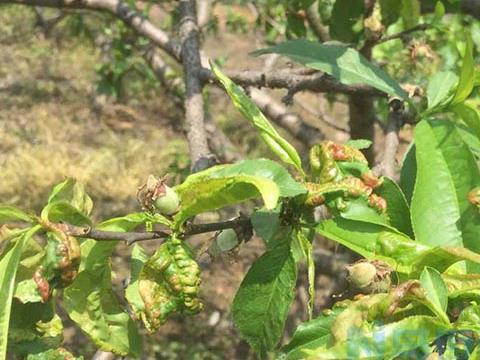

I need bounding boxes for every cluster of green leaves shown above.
[95,21,159,100]
[209,10,480,360]
[0,145,306,358]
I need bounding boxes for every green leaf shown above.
[306,316,450,359]
[412,246,480,277]
[63,270,141,356]
[339,197,390,227]
[411,119,480,272]
[420,267,449,323]
[203,159,306,197]
[426,71,458,110]
[344,139,372,150]
[456,304,480,333]
[401,0,420,28]
[296,230,315,320]
[315,218,480,275]
[95,212,163,235]
[376,177,414,237]
[452,35,474,105]
[8,300,63,356]
[0,205,33,224]
[281,306,344,360]
[125,244,149,319]
[442,273,480,298]
[211,63,304,174]
[433,1,445,23]
[329,0,364,43]
[63,215,147,357]
[453,102,480,140]
[455,123,480,159]
[0,226,40,359]
[379,0,402,27]
[400,142,417,204]
[47,178,93,217]
[253,40,408,99]
[251,207,282,249]
[469,345,480,360]
[232,231,297,357]
[174,174,279,226]
[13,238,44,303]
[41,201,91,227]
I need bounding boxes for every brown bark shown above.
[178,0,215,171]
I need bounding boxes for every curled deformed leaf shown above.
[33,229,81,302]
[174,174,280,227]
[137,236,203,331]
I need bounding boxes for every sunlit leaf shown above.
[420,267,449,323]
[174,174,280,226]
[0,205,33,224]
[426,71,458,110]
[47,178,93,217]
[376,177,414,237]
[63,215,147,356]
[344,139,372,150]
[211,63,304,174]
[306,316,450,359]
[411,119,480,272]
[253,40,408,99]
[453,102,480,140]
[41,201,91,227]
[281,306,344,360]
[0,226,40,359]
[451,34,474,105]
[315,218,480,275]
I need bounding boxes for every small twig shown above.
[249,88,324,147]
[294,97,349,133]
[375,99,403,179]
[305,0,329,43]
[183,217,251,236]
[376,24,431,45]
[62,217,252,245]
[199,67,386,97]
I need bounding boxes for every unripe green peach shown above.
[346,262,377,289]
[209,228,239,256]
[153,185,179,215]
[216,228,239,251]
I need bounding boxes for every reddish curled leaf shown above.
[33,229,81,301]
[33,268,50,303]
[361,171,384,189]
[368,194,388,213]
[309,142,339,183]
[305,177,373,207]
[328,141,367,163]
[468,186,480,207]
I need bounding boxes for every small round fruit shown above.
[216,229,239,252]
[209,228,239,256]
[346,262,377,289]
[153,185,180,215]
